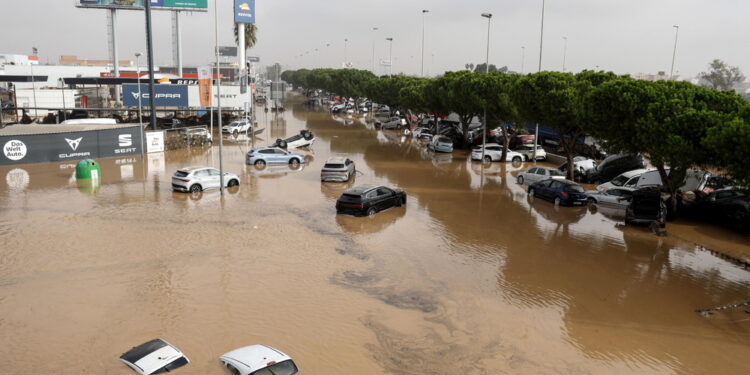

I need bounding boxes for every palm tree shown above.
[234,23,258,51]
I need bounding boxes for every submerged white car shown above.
[172,166,241,193]
[120,339,189,375]
[471,143,524,163]
[222,120,253,136]
[220,345,299,375]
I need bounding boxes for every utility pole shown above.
[371,27,378,73]
[480,13,492,165]
[533,0,546,163]
[215,0,225,195]
[386,38,393,75]
[562,36,568,72]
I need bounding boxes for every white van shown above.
[633,169,711,191]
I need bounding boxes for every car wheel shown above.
[512,156,522,163]
[227,179,239,187]
[254,159,266,167]
[554,197,562,206]
[517,175,524,184]
[528,188,535,197]
[587,197,596,205]
[402,196,407,206]
[233,130,239,137]
[367,208,377,216]
[289,158,300,167]
[524,155,529,161]
[189,184,202,193]
[484,156,492,163]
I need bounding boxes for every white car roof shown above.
[220,345,293,374]
[178,166,209,172]
[325,157,347,163]
[618,168,650,178]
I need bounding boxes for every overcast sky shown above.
[3,0,749,79]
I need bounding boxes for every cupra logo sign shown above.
[65,137,82,151]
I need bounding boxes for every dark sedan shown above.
[336,184,407,216]
[690,188,749,233]
[528,179,588,206]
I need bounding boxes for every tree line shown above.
[280,68,750,195]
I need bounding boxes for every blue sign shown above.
[234,0,255,24]
[123,84,189,107]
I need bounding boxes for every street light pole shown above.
[562,36,568,72]
[143,1,157,131]
[533,0,546,162]
[421,10,429,77]
[30,47,38,120]
[670,25,679,80]
[521,46,525,74]
[344,38,348,68]
[386,37,393,75]
[135,52,143,128]
[214,0,225,195]
[371,27,378,73]
[480,13,492,165]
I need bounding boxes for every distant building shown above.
[59,55,133,67]
[632,71,676,82]
[0,54,39,66]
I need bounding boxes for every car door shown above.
[365,190,379,210]
[207,168,221,189]
[377,187,396,209]
[274,149,287,164]
[546,180,564,200]
[525,168,538,183]
[534,180,553,199]
[535,168,549,183]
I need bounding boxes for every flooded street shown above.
[1,97,749,374]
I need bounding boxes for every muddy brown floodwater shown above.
[1,97,749,375]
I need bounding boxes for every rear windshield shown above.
[342,193,361,200]
[324,163,345,169]
[251,360,298,375]
[549,169,564,177]
[174,171,189,178]
[565,184,585,193]
[438,137,451,143]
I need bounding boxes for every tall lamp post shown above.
[421,10,429,77]
[30,47,39,120]
[521,46,525,74]
[670,25,679,80]
[135,52,143,128]
[386,37,394,75]
[562,36,568,72]
[533,0,546,162]
[344,38,349,67]
[480,13,492,164]
[371,27,378,73]
[213,0,225,195]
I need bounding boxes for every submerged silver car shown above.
[321,157,356,182]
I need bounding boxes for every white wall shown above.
[187,85,251,109]
[15,89,78,113]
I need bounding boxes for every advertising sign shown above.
[218,46,238,57]
[77,0,208,11]
[123,84,189,107]
[197,65,212,107]
[234,0,255,24]
[145,131,165,153]
[0,127,142,166]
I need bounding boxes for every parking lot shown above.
[0,98,748,374]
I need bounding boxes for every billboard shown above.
[218,46,238,57]
[197,65,212,107]
[1,126,142,166]
[234,0,255,24]
[77,0,208,11]
[123,84,189,107]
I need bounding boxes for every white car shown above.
[586,187,635,208]
[222,120,253,136]
[516,166,566,185]
[120,339,189,375]
[321,156,356,182]
[513,145,547,161]
[471,143,524,163]
[560,156,598,175]
[171,166,240,193]
[596,168,649,192]
[220,345,299,375]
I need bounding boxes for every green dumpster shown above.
[75,159,101,180]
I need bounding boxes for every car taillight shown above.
[175,177,189,182]
[561,191,569,199]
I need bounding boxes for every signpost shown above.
[233,0,255,23]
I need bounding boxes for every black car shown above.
[584,153,644,184]
[336,184,407,216]
[625,187,667,227]
[690,189,749,233]
[527,179,588,206]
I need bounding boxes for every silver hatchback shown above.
[321,157,356,182]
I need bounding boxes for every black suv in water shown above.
[336,184,407,216]
[584,153,644,184]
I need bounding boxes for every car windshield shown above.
[573,156,587,162]
[228,121,242,127]
[565,184,585,193]
[610,175,629,186]
[324,163,345,169]
[549,169,565,177]
[438,137,451,143]
[251,360,298,375]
